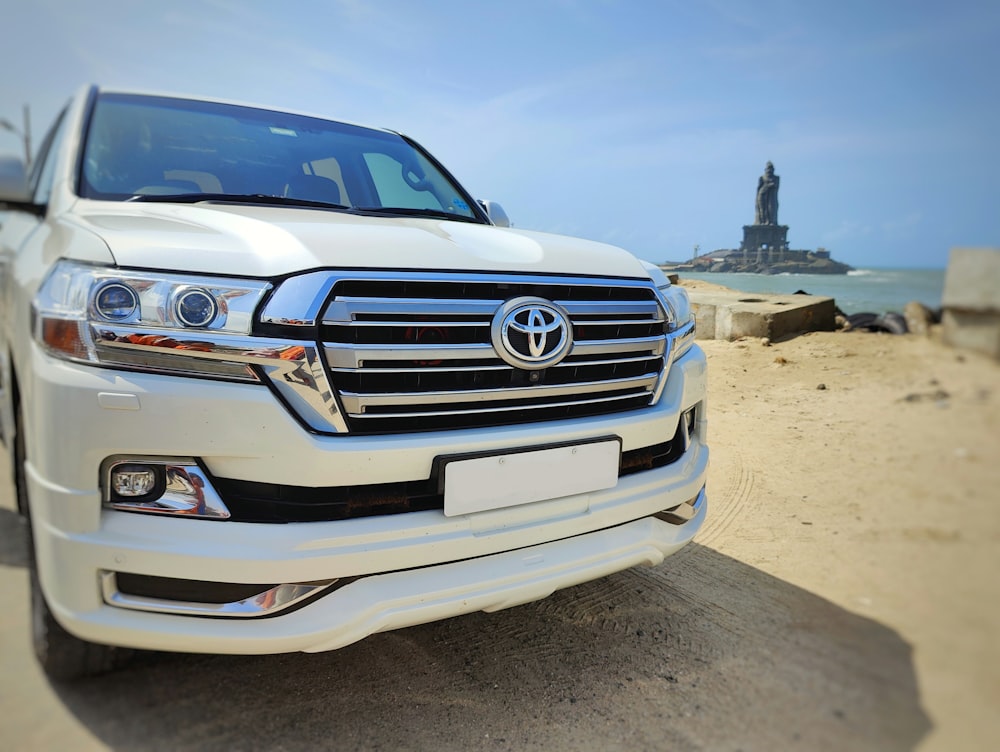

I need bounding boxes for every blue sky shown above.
[1,0,997,269]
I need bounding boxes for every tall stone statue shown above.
[754,161,779,225]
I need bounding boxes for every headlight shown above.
[639,259,696,360]
[659,284,693,330]
[657,283,696,360]
[33,260,272,379]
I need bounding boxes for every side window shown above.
[363,152,442,210]
[30,108,68,205]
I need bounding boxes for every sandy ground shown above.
[1,327,998,751]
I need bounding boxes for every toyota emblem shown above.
[490,297,573,370]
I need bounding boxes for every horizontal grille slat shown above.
[348,394,653,432]
[331,363,511,374]
[326,343,499,368]
[324,298,663,321]
[329,353,659,374]
[324,336,665,369]
[314,273,669,433]
[572,337,667,356]
[559,301,664,317]
[326,298,501,320]
[339,374,659,413]
[334,319,489,328]
[350,390,652,419]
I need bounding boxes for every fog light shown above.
[103,458,230,519]
[111,464,160,498]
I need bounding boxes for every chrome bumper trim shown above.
[92,325,347,432]
[653,485,706,525]
[101,572,339,618]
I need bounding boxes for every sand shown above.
[695,326,1000,750]
[0,321,998,750]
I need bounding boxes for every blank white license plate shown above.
[442,439,621,517]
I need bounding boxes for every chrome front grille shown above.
[317,273,669,433]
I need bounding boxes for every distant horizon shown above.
[675,266,946,315]
[661,256,949,272]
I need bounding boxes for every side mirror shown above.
[0,156,31,204]
[478,200,511,228]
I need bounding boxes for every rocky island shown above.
[664,162,853,275]
[678,247,854,275]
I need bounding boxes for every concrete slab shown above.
[685,287,837,341]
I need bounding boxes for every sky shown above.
[1,0,997,269]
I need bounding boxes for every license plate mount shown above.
[438,437,621,517]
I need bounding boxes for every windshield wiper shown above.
[351,206,483,223]
[125,194,482,222]
[126,193,348,210]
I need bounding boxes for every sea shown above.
[675,268,946,316]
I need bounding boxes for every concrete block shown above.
[693,298,717,339]
[942,311,1000,359]
[942,248,1000,359]
[942,248,1000,311]
[688,289,836,341]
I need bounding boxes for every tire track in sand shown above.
[696,444,758,548]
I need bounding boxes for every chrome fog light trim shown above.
[101,572,339,618]
[103,457,231,519]
[682,405,697,444]
[653,486,705,525]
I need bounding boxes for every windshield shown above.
[80,93,483,222]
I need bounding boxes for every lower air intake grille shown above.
[215,427,689,523]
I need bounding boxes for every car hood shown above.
[69,201,651,280]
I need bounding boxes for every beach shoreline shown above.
[674,268,946,316]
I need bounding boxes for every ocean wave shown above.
[848,269,874,276]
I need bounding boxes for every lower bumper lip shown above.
[90,500,706,654]
[99,486,708,623]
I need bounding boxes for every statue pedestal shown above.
[740,224,789,262]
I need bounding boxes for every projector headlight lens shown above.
[174,288,219,328]
[94,282,139,321]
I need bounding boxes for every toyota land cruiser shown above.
[0,86,706,679]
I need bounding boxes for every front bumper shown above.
[25,343,708,654]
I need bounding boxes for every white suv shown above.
[0,86,706,679]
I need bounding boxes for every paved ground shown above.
[1,331,997,751]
